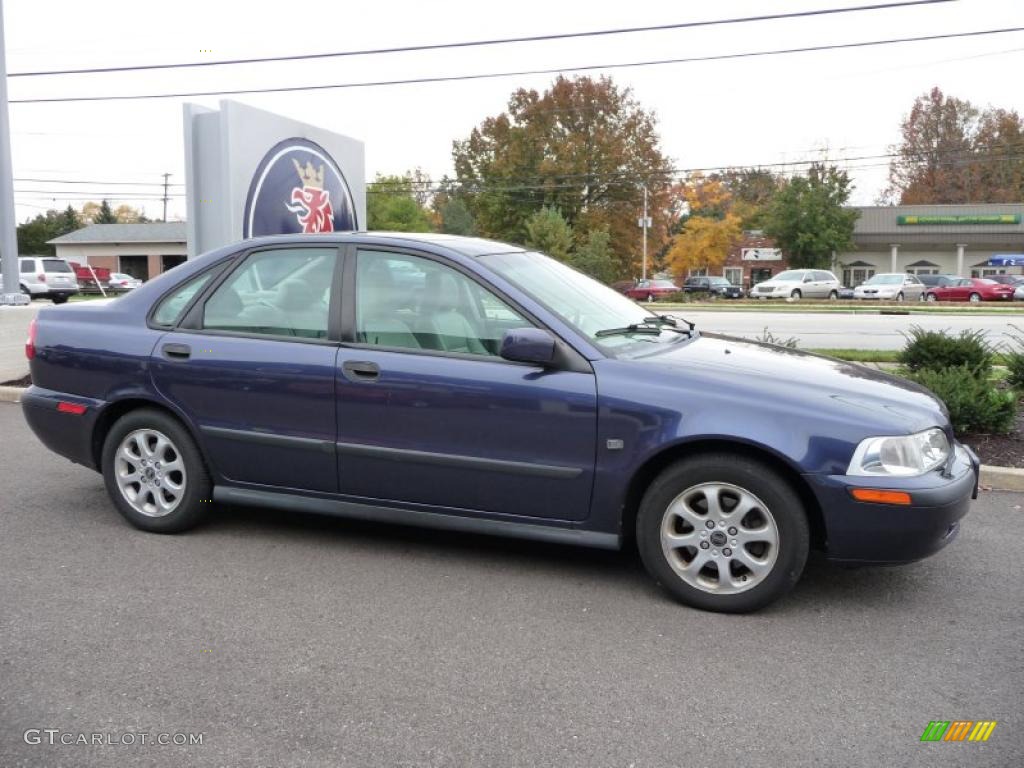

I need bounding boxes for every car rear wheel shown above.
[790,289,802,300]
[646,293,655,303]
[828,290,838,300]
[969,292,981,303]
[896,292,904,302]
[51,295,68,304]
[101,409,211,533]
[636,454,809,613]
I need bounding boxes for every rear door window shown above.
[20,260,34,273]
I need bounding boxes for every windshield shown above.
[772,270,806,282]
[480,251,688,354]
[864,274,902,285]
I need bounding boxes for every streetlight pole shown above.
[638,183,651,282]
[0,0,25,305]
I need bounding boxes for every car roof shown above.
[236,231,527,258]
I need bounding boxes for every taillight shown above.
[25,318,37,360]
[37,273,46,282]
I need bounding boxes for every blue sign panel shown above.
[243,137,357,238]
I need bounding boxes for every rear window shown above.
[42,259,73,273]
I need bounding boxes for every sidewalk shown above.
[0,304,40,382]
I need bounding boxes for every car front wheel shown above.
[926,293,938,302]
[636,454,809,613]
[101,408,211,533]
[790,289,801,300]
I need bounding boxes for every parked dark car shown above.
[683,276,743,298]
[986,274,1024,287]
[624,278,679,302]
[21,233,978,613]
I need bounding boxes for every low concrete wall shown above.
[0,304,41,383]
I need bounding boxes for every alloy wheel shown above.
[114,429,188,517]
[660,482,780,595]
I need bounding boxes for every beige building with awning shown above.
[836,203,1024,287]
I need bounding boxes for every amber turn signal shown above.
[850,488,912,505]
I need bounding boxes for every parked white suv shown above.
[0,256,80,303]
[751,269,841,300]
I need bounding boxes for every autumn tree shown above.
[524,206,573,261]
[367,173,435,232]
[885,87,1024,203]
[452,75,673,277]
[664,173,742,277]
[764,164,859,269]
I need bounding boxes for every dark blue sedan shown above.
[21,233,978,612]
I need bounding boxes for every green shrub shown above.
[755,327,799,349]
[1003,324,1024,390]
[899,326,994,377]
[907,365,1016,435]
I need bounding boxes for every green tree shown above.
[367,173,435,232]
[763,164,859,269]
[568,227,615,283]
[453,75,672,277]
[16,206,82,256]
[439,197,476,236]
[524,206,573,261]
[92,199,118,224]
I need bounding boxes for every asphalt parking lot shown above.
[0,403,1021,767]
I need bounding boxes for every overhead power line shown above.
[11,26,1022,105]
[7,1,954,79]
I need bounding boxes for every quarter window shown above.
[152,271,215,326]
[355,250,530,356]
[203,248,335,339]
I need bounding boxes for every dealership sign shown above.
[243,138,357,238]
[897,214,1021,225]
[741,248,782,261]
[184,100,365,257]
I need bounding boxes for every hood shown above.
[625,332,947,435]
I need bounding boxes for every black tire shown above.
[896,292,904,302]
[828,290,838,300]
[636,453,810,613]
[101,408,212,533]
[926,292,937,302]
[51,295,68,304]
[969,292,981,303]
[790,289,801,299]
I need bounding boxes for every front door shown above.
[150,246,340,493]
[334,248,598,522]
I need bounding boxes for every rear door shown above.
[150,245,341,493]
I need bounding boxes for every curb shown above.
[0,386,24,404]
[2,383,1024,491]
[980,465,1024,492]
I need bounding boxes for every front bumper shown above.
[806,443,978,564]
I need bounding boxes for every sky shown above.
[3,0,1023,223]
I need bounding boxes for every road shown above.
[0,403,1021,767]
[673,308,1024,350]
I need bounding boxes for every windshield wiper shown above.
[595,320,694,338]
[647,313,696,331]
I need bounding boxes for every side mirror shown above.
[500,327,556,366]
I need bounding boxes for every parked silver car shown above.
[853,273,925,301]
[106,272,143,292]
[750,269,841,299]
[0,256,80,303]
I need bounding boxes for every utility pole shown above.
[638,183,651,281]
[0,0,26,305]
[161,172,171,221]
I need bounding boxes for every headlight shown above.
[847,428,950,477]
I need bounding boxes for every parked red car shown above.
[624,278,680,302]
[924,277,1016,303]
